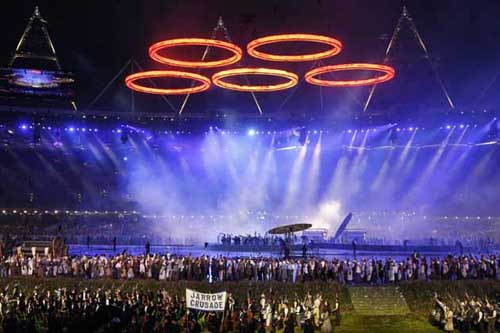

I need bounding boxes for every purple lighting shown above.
[10,69,60,89]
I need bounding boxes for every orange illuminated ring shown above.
[247,34,342,62]
[149,38,242,68]
[305,63,395,87]
[212,68,299,92]
[125,70,211,95]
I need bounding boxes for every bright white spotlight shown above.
[247,129,256,136]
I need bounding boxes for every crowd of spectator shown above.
[432,292,499,333]
[0,284,338,332]
[219,234,296,247]
[0,252,498,284]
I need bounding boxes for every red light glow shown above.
[149,38,243,68]
[247,34,342,62]
[305,63,395,87]
[212,67,298,92]
[125,70,211,95]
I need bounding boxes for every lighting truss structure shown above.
[0,7,75,108]
[363,5,455,112]
[177,17,264,115]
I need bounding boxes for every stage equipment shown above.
[247,34,342,61]
[148,38,242,68]
[125,70,211,95]
[267,223,312,239]
[305,63,395,87]
[212,68,298,92]
[333,213,353,240]
[268,223,312,235]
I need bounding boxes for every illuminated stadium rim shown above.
[125,70,211,95]
[149,38,243,68]
[305,63,395,87]
[212,68,299,92]
[247,34,343,62]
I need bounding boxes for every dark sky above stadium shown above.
[1,0,499,114]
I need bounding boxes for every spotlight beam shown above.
[282,143,308,209]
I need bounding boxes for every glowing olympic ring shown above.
[149,38,243,68]
[247,34,343,62]
[212,68,299,92]
[305,63,395,87]
[125,70,211,95]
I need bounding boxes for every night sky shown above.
[1,0,499,115]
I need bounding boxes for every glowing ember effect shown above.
[211,67,299,92]
[125,70,211,95]
[247,34,343,62]
[305,63,395,87]
[148,38,243,68]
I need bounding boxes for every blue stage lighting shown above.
[247,129,256,136]
[446,125,451,130]
[68,127,75,132]
[20,124,28,130]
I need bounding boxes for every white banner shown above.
[186,289,227,312]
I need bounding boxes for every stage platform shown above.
[67,243,478,260]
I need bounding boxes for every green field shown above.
[335,313,441,333]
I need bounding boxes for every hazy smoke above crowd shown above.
[123,128,500,242]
